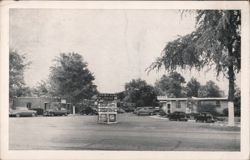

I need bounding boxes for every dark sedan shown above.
[195,112,216,123]
[80,107,98,115]
[168,111,188,121]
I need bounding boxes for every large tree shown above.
[124,79,157,107]
[198,80,222,98]
[155,72,186,98]
[49,53,98,104]
[149,10,240,102]
[186,77,201,97]
[9,50,31,100]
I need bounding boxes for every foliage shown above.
[186,78,201,97]
[124,79,158,107]
[198,80,222,98]
[32,80,50,97]
[148,10,241,101]
[116,91,126,100]
[49,53,98,104]
[155,72,186,98]
[9,50,31,100]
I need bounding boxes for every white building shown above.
[157,96,228,115]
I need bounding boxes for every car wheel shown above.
[16,114,20,117]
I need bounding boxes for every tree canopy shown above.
[198,80,222,98]
[9,50,31,100]
[155,72,186,98]
[32,80,50,97]
[49,53,98,104]
[124,79,157,107]
[186,78,201,97]
[148,10,240,101]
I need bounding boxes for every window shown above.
[216,101,221,107]
[167,103,171,109]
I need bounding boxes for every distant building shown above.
[157,96,228,116]
[11,97,71,115]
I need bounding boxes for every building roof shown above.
[157,96,228,101]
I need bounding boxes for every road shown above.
[9,113,240,151]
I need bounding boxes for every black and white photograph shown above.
[0,1,249,160]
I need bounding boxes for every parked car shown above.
[186,113,200,120]
[44,108,68,116]
[117,108,125,114]
[30,108,44,115]
[122,107,134,112]
[168,111,188,121]
[195,112,216,123]
[133,107,143,114]
[152,107,160,115]
[9,107,37,117]
[158,108,167,117]
[137,107,155,116]
[80,107,98,115]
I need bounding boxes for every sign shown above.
[99,114,108,122]
[97,93,117,124]
[97,93,117,101]
[61,99,66,104]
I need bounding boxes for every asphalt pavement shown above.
[9,113,240,151]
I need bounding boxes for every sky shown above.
[10,9,240,94]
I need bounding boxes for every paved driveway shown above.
[9,113,240,151]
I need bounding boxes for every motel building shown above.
[157,96,229,116]
[11,96,72,115]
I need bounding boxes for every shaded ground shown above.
[9,113,240,151]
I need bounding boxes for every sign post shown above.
[97,93,117,124]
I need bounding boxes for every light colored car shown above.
[137,107,155,116]
[133,107,143,114]
[117,108,125,114]
[9,107,37,117]
[43,108,68,116]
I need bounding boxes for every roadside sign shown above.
[97,93,117,124]
[61,99,66,104]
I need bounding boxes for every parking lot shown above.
[9,113,240,151]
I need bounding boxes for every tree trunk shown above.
[228,45,235,102]
[228,65,235,102]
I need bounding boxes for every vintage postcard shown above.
[0,1,249,160]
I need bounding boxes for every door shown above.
[44,103,48,111]
[167,103,171,113]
